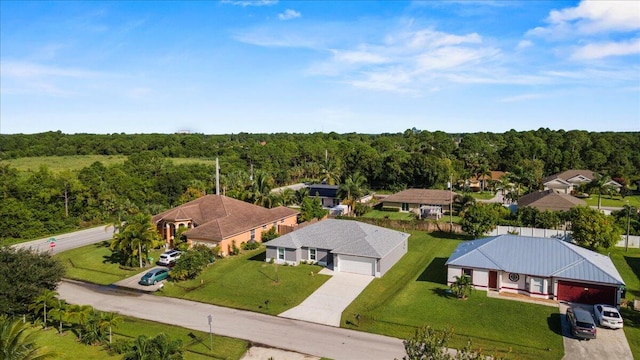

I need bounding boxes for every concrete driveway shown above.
[113,266,168,292]
[278,270,374,326]
[559,303,632,360]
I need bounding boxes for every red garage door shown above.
[557,280,617,305]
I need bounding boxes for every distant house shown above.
[445,235,625,305]
[152,195,299,256]
[517,189,586,212]
[381,189,455,219]
[307,184,340,208]
[542,170,621,194]
[468,171,506,192]
[265,219,409,277]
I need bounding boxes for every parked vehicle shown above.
[158,250,181,266]
[139,267,170,286]
[593,304,623,329]
[566,307,597,340]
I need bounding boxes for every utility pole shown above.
[449,174,453,231]
[208,314,213,352]
[215,158,220,195]
[626,203,632,252]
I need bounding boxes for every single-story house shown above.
[265,219,409,277]
[152,195,299,255]
[517,189,587,212]
[542,169,622,194]
[381,188,455,219]
[445,235,625,305]
[307,184,341,208]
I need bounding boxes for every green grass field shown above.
[55,241,165,285]
[342,231,564,360]
[609,247,640,358]
[583,195,640,208]
[361,209,416,220]
[0,155,218,173]
[35,315,248,359]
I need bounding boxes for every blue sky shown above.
[1,0,639,135]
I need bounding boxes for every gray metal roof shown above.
[266,219,409,259]
[445,235,624,285]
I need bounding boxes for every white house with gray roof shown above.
[265,219,409,277]
[446,235,625,306]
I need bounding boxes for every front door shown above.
[489,271,498,290]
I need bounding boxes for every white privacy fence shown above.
[487,226,640,249]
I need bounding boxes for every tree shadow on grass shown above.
[417,257,448,284]
[431,287,454,298]
[248,250,266,262]
[431,231,474,241]
[624,256,640,297]
[103,250,127,265]
[547,313,563,336]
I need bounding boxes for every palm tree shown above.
[125,335,152,360]
[587,174,615,210]
[475,165,492,192]
[110,213,163,268]
[0,316,56,360]
[48,299,67,335]
[66,304,93,339]
[294,187,309,206]
[320,158,341,185]
[277,188,296,207]
[149,333,183,359]
[29,289,58,329]
[450,275,473,299]
[338,172,367,215]
[249,171,274,208]
[99,312,122,345]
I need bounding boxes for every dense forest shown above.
[0,129,638,243]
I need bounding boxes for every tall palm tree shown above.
[250,171,274,208]
[0,316,55,360]
[320,158,341,185]
[99,312,122,345]
[110,213,163,268]
[587,174,614,210]
[475,165,492,192]
[150,333,183,359]
[338,172,367,215]
[295,187,309,206]
[48,299,67,335]
[125,335,152,360]
[66,304,94,339]
[29,290,58,329]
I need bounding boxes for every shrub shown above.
[381,206,400,212]
[242,241,260,250]
[261,227,279,242]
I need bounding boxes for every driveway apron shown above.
[278,271,374,326]
[559,303,632,360]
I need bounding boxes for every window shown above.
[309,248,317,261]
[531,277,544,294]
[401,203,409,211]
[277,248,285,260]
[250,229,255,241]
[462,268,473,282]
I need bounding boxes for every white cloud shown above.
[278,9,301,21]
[528,1,640,37]
[222,0,277,7]
[516,40,533,50]
[331,50,388,64]
[499,93,545,103]
[571,38,640,60]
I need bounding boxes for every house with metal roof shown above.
[265,219,409,277]
[445,235,625,305]
[152,195,299,256]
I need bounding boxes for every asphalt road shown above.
[57,280,406,360]
[12,225,115,253]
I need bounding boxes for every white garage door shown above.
[338,254,375,276]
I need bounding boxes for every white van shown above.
[158,250,181,265]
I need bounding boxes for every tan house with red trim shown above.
[152,195,299,256]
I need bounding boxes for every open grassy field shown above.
[361,209,415,220]
[583,195,640,208]
[55,241,165,285]
[1,155,218,173]
[35,314,248,359]
[342,231,564,360]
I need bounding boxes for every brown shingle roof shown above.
[152,195,299,241]
[517,189,586,212]
[383,189,455,206]
[542,169,594,185]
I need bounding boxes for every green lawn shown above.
[56,243,330,315]
[56,241,165,285]
[361,210,416,220]
[160,248,331,315]
[342,231,564,360]
[608,247,640,359]
[583,195,640,208]
[35,315,248,359]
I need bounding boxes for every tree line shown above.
[0,129,638,244]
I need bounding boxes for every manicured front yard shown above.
[56,241,164,285]
[56,243,330,316]
[342,231,564,360]
[583,194,640,208]
[609,247,640,359]
[361,209,415,220]
[160,248,330,315]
